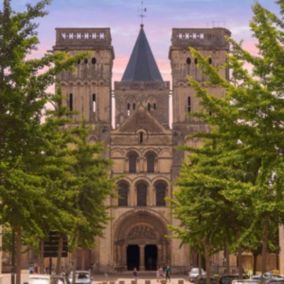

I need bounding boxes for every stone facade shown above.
[53,26,230,273]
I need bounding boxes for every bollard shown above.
[160,280,167,284]
[145,280,151,284]
[178,280,184,284]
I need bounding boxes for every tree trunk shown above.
[253,251,258,276]
[56,235,63,275]
[198,253,202,277]
[224,243,230,273]
[72,234,79,284]
[237,249,243,279]
[261,221,269,275]
[72,249,77,284]
[39,240,45,273]
[15,227,22,284]
[204,244,211,284]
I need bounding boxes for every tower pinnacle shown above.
[139,0,147,27]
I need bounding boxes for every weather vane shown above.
[139,0,147,27]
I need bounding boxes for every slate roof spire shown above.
[121,25,163,82]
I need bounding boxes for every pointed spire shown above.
[121,26,163,82]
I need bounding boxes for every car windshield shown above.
[77,273,89,279]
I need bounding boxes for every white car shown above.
[68,271,91,284]
[29,274,50,284]
[188,267,206,282]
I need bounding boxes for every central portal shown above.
[145,245,157,270]
[114,211,170,271]
[127,245,140,270]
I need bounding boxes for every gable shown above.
[118,107,167,133]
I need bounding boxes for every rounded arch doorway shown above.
[114,210,170,271]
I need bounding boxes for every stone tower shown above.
[169,28,231,178]
[107,25,184,272]
[53,28,114,141]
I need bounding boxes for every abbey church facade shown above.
[53,25,230,272]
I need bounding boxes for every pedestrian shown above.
[165,265,171,282]
[157,267,163,282]
[133,267,138,281]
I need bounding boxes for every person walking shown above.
[156,267,163,282]
[165,265,171,282]
[133,267,138,281]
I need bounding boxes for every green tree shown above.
[0,1,83,282]
[171,0,284,277]
[68,124,113,282]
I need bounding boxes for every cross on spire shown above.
[139,0,147,27]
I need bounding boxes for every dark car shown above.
[219,275,240,284]
[195,276,219,284]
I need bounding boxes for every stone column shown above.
[140,245,145,271]
[158,244,162,267]
[130,183,135,207]
[122,244,127,270]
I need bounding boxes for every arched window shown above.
[92,93,96,112]
[68,93,73,111]
[136,182,147,207]
[117,181,129,207]
[128,152,138,173]
[146,152,156,173]
[187,96,191,112]
[155,181,167,206]
[92,57,97,64]
[186,57,191,65]
[139,132,144,144]
[194,58,198,65]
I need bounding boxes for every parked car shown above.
[51,275,66,284]
[29,274,50,284]
[251,273,284,283]
[194,276,219,284]
[188,267,206,282]
[67,271,91,284]
[232,279,261,284]
[219,275,240,284]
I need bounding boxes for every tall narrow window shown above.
[69,93,73,111]
[208,57,212,65]
[187,96,191,112]
[133,103,136,110]
[148,103,151,111]
[128,152,138,173]
[139,132,144,144]
[146,152,156,173]
[186,57,191,65]
[153,103,156,110]
[155,181,167,206]
[127,103,130,116]
[137,182,147,206]
[117,181,129,207]
[92,93,96,112]
[194,58,198,65]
